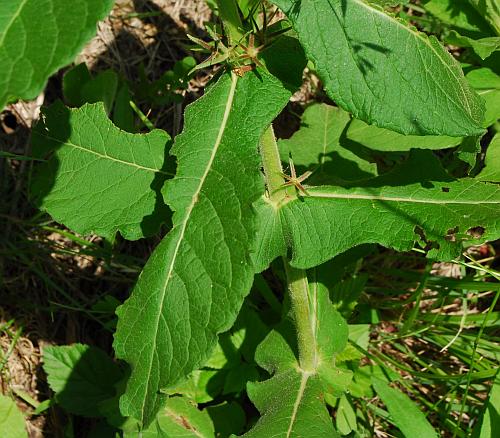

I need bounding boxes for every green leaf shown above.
[336,395,357,435]
[278,104,377,183]
[467,0,500,35]
[467,68,500,127]
[272,0,485,136]
[243,286,347,437]
[472,370,500,438]
[372,379,438,438]
[31,102,172,240]
[254,150,500,271]
[114,70,292,427]
[347,118,462,152]
[205,402,246,437]
[42,343,123,417]
[140,397,215,438]
[424,0,493,38]
[446,31,500,59]
[0,395,26,438]
[479,134,500,182]
[0,0,115,109]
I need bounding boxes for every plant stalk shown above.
[260,125,318,372]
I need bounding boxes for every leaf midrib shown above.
[286,371,311,437]
[141,72,239,421]
[39,132,173,176]
[0,0,28,47]
[305,189,500,205]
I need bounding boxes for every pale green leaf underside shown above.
[0,395,26,438]
[372,379,438,438]
[347,118,462,151]
[253,151,500,272]
[114,71,291,427]
[0,0,114,109]
[31,102,172,240]
[472,371,500,437]
[244,287,347,437]
[272,0,484,136]
[278,103,377,182]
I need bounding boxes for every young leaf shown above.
[278,104,377,183]
[31,102,172,240]
[478,134,500,182]
[243,286,348,437]
[0,0,114,109]
[372,379,438,438]
[42,344,123,417]
[254,150,500,271]
[114,70,292,427]
[347,118,462,152]
[271,0,485,136]
[0,395,27,438]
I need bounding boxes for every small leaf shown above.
[347,118,462,152]
[205,402,246,437]
[0,395,27,438]
[272,0,485,136]
[31,102,172,240]
[478,134,500,182]
[372,379,438,438]
[278,104,377,184]
[446,31,500,59]
[336,395,357,435]
[0,0,115,109]
[114,70,292,427]
[42,344,123,417]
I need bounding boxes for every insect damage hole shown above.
[467,226,485,239]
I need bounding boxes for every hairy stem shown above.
[260,125,317,372]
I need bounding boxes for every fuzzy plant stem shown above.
[259,125,318,372]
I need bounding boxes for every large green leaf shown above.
[42,344,123,417]
[272,0,485,136]
[372,379,438,438]
[0,0,114,110]
[278,103,377,184]
[114,70,292,427]
[0,395,26,438]
[253,150,500,272]
[243,286,348,437]
[31,102,172,240]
